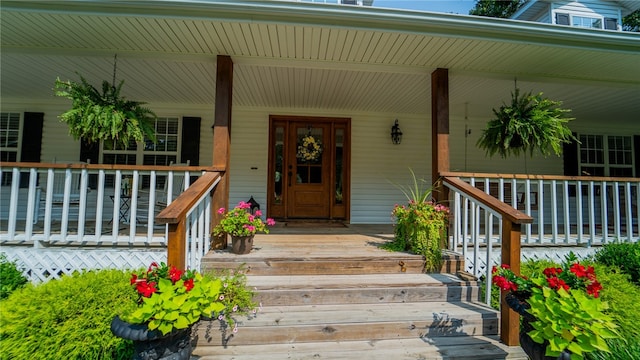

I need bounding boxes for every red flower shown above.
[586,266,596,280]
[147,262,159,273]
[570,263,588,278]
[184,278,194,292]
[492,275,518,292]
[168,266,183,283]
[130,273,138,285]
[501,264,510,269]
[547,277,569,291]
[587,281,602,298]
[543,267,562,277]
[136,280,158,297]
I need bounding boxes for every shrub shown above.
[0,254,27,299]
[0,269,138,360]
[593,242,640,285]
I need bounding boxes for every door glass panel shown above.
[296,126,323,184]
[274,126,284,204]
[335,128,344,204]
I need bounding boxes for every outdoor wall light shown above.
[391,119,403,145]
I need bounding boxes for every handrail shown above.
[156,171,222,270]
[442,176,532,347]
[441,171,640,183]
[0,161,223,172]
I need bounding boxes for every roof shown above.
[1,0,639,119]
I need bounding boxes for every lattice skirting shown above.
[464,247,598,278]
[1,247,166,283]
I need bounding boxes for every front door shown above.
[268,116,350,220]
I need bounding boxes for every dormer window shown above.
[572,15,602,29]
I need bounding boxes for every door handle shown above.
[288,171,292,187]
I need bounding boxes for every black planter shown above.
[505,292,571,360]
[110,316,192,360]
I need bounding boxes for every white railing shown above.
[0,163,197,246]
[445,173,640,247]
[0,162,220,282]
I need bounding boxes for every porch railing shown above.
[157,171,221,271]
[0,162,220,281]
[442,175,533,346]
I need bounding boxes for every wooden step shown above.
[193,336,528,359]
[193,301,499,346]
[250,273,480,306]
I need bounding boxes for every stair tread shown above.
[224,301,496,328]
[193,336,528,359]
[248,273,474,289]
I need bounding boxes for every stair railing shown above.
[156,171,222,272]
[442,175,533,346]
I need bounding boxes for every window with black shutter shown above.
[604,18,618,30]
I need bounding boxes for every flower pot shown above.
[231,235,254,254]
[110,315,192,360]
[505,292,571,360]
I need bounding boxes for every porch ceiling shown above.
[1,0,639,118]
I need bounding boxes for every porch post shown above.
[211,55,233,249]
[501,219,522,346]
[431,68,449,203]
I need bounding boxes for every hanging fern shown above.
[54,75,156,148]
[477,88,576,158]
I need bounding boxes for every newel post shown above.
[166,221,187,271]
[500,219,522,346]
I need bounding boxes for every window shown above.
[579,134,634,177]
[0,112,21,162]
[102,117,180,187]
[572,16,602,29]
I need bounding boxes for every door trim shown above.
[267,115,350,221]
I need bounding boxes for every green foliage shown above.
[54,75,156,148]
[593,242,640,285]
[385,169,448,272]
[477,88,576,158]
[121,262,225,335]
[208,266,259,331]
[623,9,640,32]
[469,0,525,18]
[0,254,27,299]
[527,285,619,358]
[0,269,138,360]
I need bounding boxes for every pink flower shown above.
[244,225,256,232]
[237,201,251,210]
[266,218,276,226]
[255,210,262,216]
[248,215,255,222]
[217,207,226,214]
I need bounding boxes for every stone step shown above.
[249,273,480,306]
[193,336,528,359]
[193,301,499,346]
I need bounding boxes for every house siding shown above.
[551,1,622,27]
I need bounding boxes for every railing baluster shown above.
[551,179,558,244]
[563,180,570,243]
[8,168,20,239]
[112,171,122,242]
[453,192,461,252]
[147,171,157,242]
[625,182,632,242]
[77,168,89,240]
[44,168,54,240]
[576,180,583,245]
[60,169,72,240]
[525,179,532,243]
[95,170,105,239]
[25,168,38,240]
[588,181,595,246]
[128,171,139,244]
[601,181,608,244]
[614,181,621,240]
[538,179,544,244]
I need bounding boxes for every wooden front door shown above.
[268,116,350,220]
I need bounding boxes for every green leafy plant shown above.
[0,269,138,360]
[492,253,620,358]
[213,201,276,237]
[54,74,156,148]
[121,262,226,335]
[593,242,640,285]
[477,88,576,158]
[0,254,27,299]
[208,266,259,332]
[385,169,448,272]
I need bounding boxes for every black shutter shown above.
[181,117,201,166]
[556,13,570,26]
[563,133,579,176]
[634,135,640,178]
[19,112,44,187]
[79,138,100,188]
[604,18,618,30]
